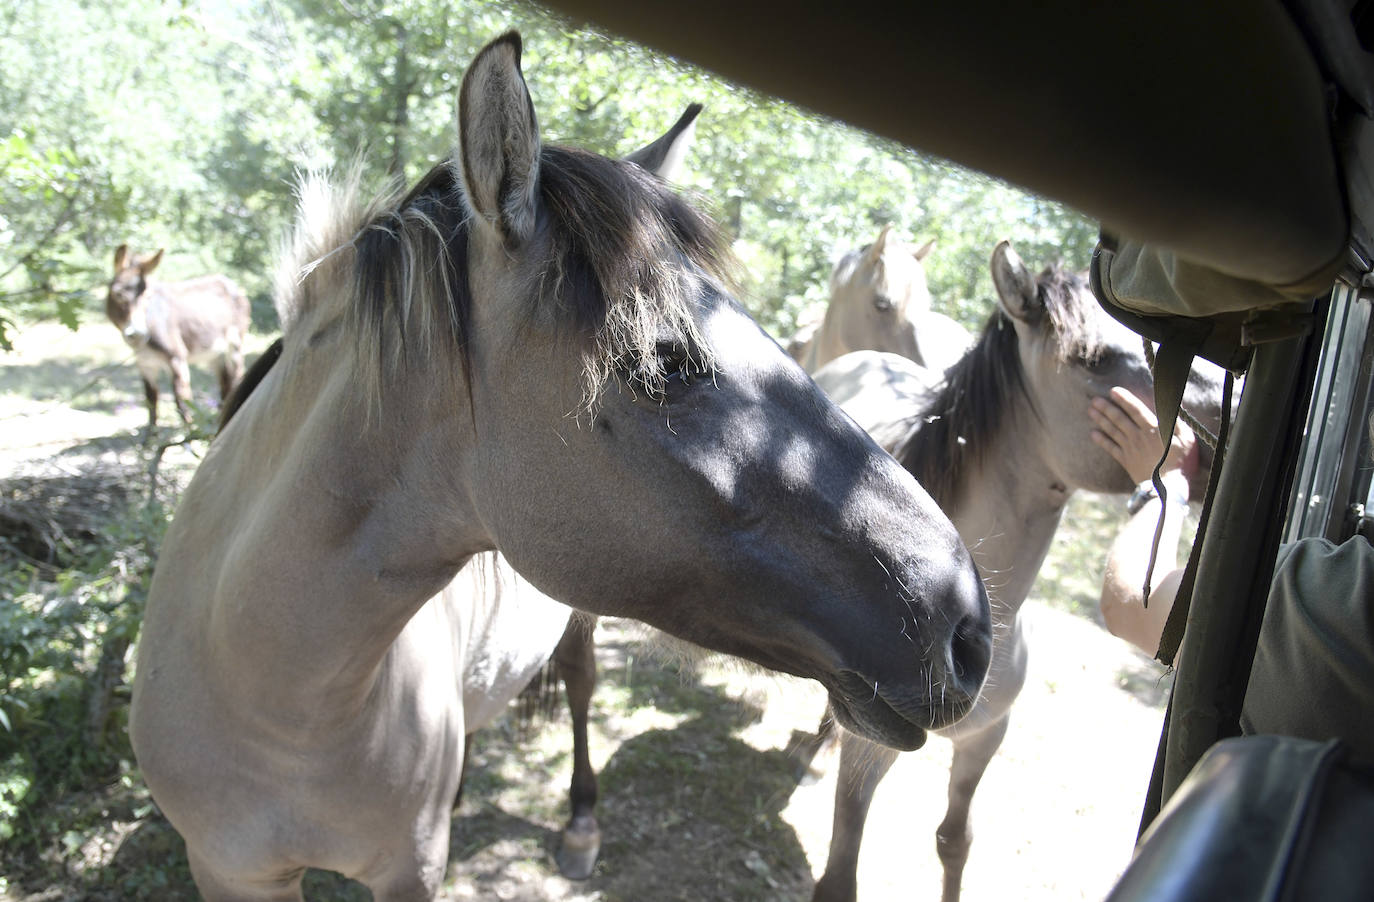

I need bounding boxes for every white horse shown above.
[790,225,972,373]
[128,33,991,901]
[807,240,1224,902]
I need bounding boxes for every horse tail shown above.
[515,657,563,736]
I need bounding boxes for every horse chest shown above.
[447,563,574,733]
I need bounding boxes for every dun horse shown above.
[128,33,991,901]
[790,225,971,373]
[105,245,250,427]
[804,241,1223,902]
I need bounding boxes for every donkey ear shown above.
[991,240,1038,321]
[913,238,936,262]
[624,103,702,181]
[113,244,129,272]
[457,32,540,245]
[140,249,164,275]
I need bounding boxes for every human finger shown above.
[1091,428,1132,469]
[1107,385,1158,429]
[1088,401,1131,445]
[1092,394,1149,440]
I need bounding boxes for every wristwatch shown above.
[1127,478,1189,514]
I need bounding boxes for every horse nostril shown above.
[949,611,992,694]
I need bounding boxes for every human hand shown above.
[1089,386,1197,485]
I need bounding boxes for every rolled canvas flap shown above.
[1095,238,1344,319]
[547,0,1350,289]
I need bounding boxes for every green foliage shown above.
[0,133,128,349]
[1,0,1094,348]
[0,410,218,854]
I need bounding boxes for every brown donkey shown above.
[105,245,250,427]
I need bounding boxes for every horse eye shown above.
[657,340,693,373]
[622,340,700,399]
[1083,347,1122,374]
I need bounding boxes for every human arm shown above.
[1091,387,1198,655]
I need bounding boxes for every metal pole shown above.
[1160,323,1323,801]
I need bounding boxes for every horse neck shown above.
[945,409,1072,624]
[187,323,487,710]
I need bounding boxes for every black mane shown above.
[895,264,1094,506]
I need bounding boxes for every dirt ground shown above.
[0,320,1172,901]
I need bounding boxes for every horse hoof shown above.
[555,828,601,880]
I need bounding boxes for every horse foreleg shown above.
[811,730,900,902]
[452,732,475,811]
[935,713,1011,902]
[553,614,600,880]
[186,850,305,902]
[220,348,245,402]
[791,705,839,784]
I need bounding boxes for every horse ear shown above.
[991,240,1038,321]
[140,249,164,276]
[624,103,702,181]
[113,244,129,272]
[457,32,541,245]
[865,225,893,263]
[913,238,936,262]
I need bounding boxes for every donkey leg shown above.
[170,357,194,424]
[553,614,601,880]
[935,713,1011,902]
[140,376,160,434]
[811,730,900,902]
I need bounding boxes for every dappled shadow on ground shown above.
[450,631,815,902]
[0,353,139,415]
[0,330,271,430]
[588,715,813,901]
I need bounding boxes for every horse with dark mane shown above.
[129,33,990,901]
[807,240,1224,902]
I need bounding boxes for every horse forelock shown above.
[274,146,733,413]
[1035,265,1102,364]
[829,247,867,294]
[537,146,732,409]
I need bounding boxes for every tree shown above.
[0,0,1096,347]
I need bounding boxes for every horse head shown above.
[809,225,938,370]
[265,33,993,751]
[991,240,1224,497]
[453,36,989,748]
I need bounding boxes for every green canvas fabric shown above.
[1094,236,1345,320]
[1242,536,1374,764]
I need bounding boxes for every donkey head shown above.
[106,245,164,346]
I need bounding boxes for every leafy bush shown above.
[0,423,207,855]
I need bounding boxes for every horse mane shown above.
[895,264,1099,506]
[828,244,872,294]
[217,337,284,433]
[274,145,733,411]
